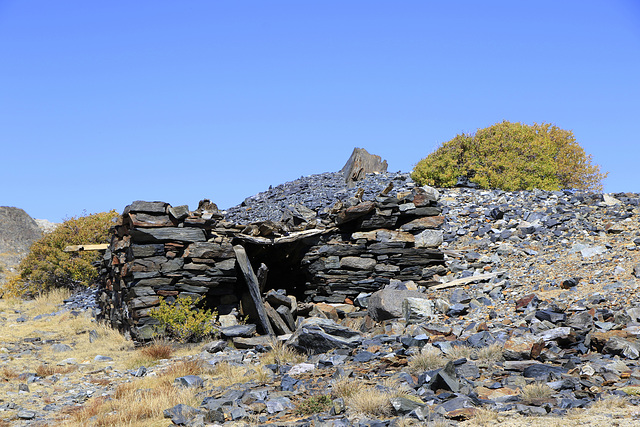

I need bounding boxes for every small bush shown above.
[3,211,117,296]
[331,377,364,400]
[408,346,446,373]
[476,343,504,364]
[148,296,218,343]
[411,121,607,192]
[140,340,175,360]
[295,395,332,415]
[346,386,392,416]
[519,382,553,404]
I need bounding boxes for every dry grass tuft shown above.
[331,377,365,400]
[0,366,19,380]
[519,382,553,404]
[469,408,500,426]
[445,344,475,360]
[162,358,206,378]
[261,339,305,365]
[141,340,174,360]
[69,381,199,426]
[476,343,504,364]
[590,394,628,410]
[408,346,446,373]
[208,360,271,387]
[346,386,392,417]
[35,363,77,377]
[31,287,72,315]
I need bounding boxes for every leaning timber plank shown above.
[63,244,109,252]
[233,245,274,337]
[429,271,506,290]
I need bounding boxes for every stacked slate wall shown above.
[301,189,447,303]
[99,201,242,340]
[98,187,447,340]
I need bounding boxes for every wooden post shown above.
[233,245,274,337]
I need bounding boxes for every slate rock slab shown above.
[286,317,362,354]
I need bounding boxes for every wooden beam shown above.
[429,271,506,290]
[63,244,109,252]
[233,244,274,337]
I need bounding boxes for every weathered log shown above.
[233,245,274,336]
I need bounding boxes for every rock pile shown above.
[157,187,640,426]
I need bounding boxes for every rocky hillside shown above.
[1,173,640,426]
[0,207,43,284]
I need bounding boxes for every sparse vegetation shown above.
[295,395,333,415]
[408,345,446,373]
[476,343,504,364]
[261,338,305,365]
[331,377,365,400]
[519,382,553,404]
[445,344,475,360]
[411,121,607,192]
[2,210,117,297]
[345,385,392,416]
[148,296,218,343]
[469,408,500,426]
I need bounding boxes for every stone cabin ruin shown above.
[98,149,448,340]
[98,186,447,340]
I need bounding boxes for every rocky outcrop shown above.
[0,207,42,283]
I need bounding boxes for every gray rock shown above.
[340,256,377,270]
[402,297,434,322]
[566,311,594,330]
[163,403,201,425]
[17,410,36,420]
[202,340,227,353]
[390,396,426,415]
[130,227,206,243]
[603,337,640,359]
[51,344,72,352]
[220,324,257,338]
[414,229,443,248]
[174,375,204,388]
[523,364,566,380]
[429,361,459,392]
[266,396,293,413]
[368,289,431,321]
[286,317,361,354]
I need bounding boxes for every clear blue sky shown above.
[1,1,639,222]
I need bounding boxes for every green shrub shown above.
[411,121,607,192]
[295,395,333,415]
[148,296,218,343]
[3,211,117,297]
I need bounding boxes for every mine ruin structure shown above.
[98,187,447,340]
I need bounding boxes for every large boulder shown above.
[286,317,362,354]
[368,289,432,321]
[340,148,388,186]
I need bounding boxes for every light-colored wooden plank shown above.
[429,271,505,290]
[63,244,109,252]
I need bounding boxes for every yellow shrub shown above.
[3,211,117,297]
[411,121,607,192]
[148,296,218,343]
